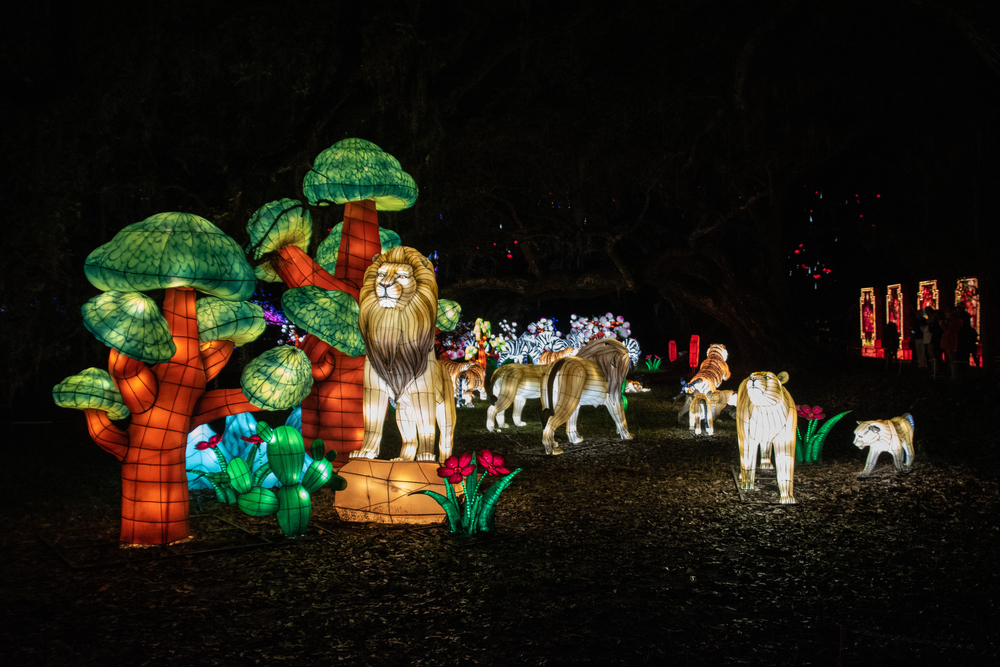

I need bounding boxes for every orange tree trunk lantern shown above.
[52,213,313,545]
[246,138,419,460]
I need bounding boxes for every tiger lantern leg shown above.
[486,402,506,432]
[602,393,632,441]
[772,435,796,503]
[541,364,588,455]
[512,395,528,427]
[355,359,392,460]
[895,418,915,472]
[859,447,883,478]
[564,405,584,445]
[760,442,774,471]
[689,392,710,436]
[486,375,514,432]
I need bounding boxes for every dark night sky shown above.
[2,0,998,409]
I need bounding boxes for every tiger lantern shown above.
[681,343,730,395]
[735,371,797,504]
[853,414,915,477]
[486,363,547,431]
[688,389,737,436]
[539,339,632,454]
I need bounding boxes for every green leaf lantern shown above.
[436,299,462,332]
[196,298,266,346]
[240,346,314,410]
[246,199,313,282]
[281,286,365,357]
[52,368,131,420]
[302,138,418,210]
[315,222,404,275]
[81,291,176,364]
[84,212,256,301]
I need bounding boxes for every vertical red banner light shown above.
[886,284,911,360]
[689,335,700,368]
[860,287,882,357]
[955,277,980,367]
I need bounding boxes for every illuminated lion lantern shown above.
[486,362,547,431]
[682,343,730,394]
[735,371,797,504]
[539,338,632,454]
[353,246,455,463]
[853,414,915,477]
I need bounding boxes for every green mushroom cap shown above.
[82,291,176,363]
[282,286,365,357]
[240,346,314,411]
[85,212,256,301]
[197,298,266,346]
[302,138,418,211]
[53,368,131,420]
[245,199,313,283]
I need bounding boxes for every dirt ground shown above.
[3,356,998,666]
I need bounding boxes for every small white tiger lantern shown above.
[735,371,797,504]
[853,414,915,477]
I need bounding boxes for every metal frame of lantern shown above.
[955,277,981,367]
[917,279,939,311]
[885,284,911,360]
[860,287,882,357]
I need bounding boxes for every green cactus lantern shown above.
[234,421,347,537]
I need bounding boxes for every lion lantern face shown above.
[735,371,797,504]
[374,263,417,309]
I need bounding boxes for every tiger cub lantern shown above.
[853,414,915,478]
[735,371,797,504]
[353,246,456,464]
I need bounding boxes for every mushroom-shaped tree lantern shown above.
[53,212,312,545]
[244,139,417,460]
